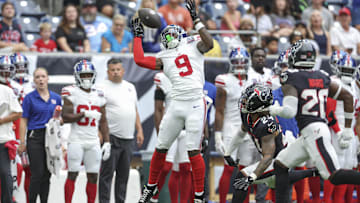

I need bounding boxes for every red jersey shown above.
[31,38,57,53]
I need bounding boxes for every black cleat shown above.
[139,184,158,203]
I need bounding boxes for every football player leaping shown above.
[270,40,360,203]
[131,0,213,202]
[61,60,111,203]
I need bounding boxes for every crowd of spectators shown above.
[1,0,360,56]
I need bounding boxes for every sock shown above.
[148,150,167,185]
[323,180,334,203]
[356,183,360,203]
[86,182,97,203]
[16,163,23,186]
[168,170,180,203]
[333,184,346,203]
[152,161,172,200]
[219,164,234,203]
[189,154,205,194]
[274,162,291,203]
[308,176,321,203]
[271,188,276,203]
[179,163,192,203]
[345,184,355,203]
[64,179,75,203]
[24,167,31,203]
[294,168,305,203]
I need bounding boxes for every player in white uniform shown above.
[61,60,111,203]
[214,47,260,203]
[9,52,35,203]
[150,72,191,203]
[132,0,213,202]
[247,47,273,88]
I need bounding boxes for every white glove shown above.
[215,131,225,155]
[101,142,111,161]
[339,138,351,149]
[340,128,354,141]
[84,110,102,120]
[269,101,281,116]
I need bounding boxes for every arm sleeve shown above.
[276,96,298,119]
[133,37,157,70]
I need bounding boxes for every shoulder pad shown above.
[215,74,226,88]
[61,85,74,97]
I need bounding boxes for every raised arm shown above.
[131,18,163,70]
[185,0,213,53]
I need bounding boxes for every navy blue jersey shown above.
[280,69,331,130]
[0,20,24,43]
[241,113,284,157]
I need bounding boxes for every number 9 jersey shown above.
[280,69,331,131]
[156,35,204,101]
[61,85,106,143]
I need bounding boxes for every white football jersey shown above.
[154,72,172,107]
[61,85,106,143]
[247,67,273,88]
[8,80,24,100]
[156,35,205,101]
[10,76,35,102]
[215,73,249,124]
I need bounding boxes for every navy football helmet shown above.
[239,83,273,113]
[10,52,29,80]
[0,55,15,83]
[228,47,250,75]
[160,25,186,49]
[73,59,96,89]
[288,40,316,69]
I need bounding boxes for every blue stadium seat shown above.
[19,16,40,32]
[14,0,42,15]
[24,31,40,47]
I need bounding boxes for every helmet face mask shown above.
[329,50,346,76]
[0,55,14,83]
[273,49,290,75]
[336,54,357,85]
[74,60,96,90]
[160,25,185,49]
[228,47,250,76]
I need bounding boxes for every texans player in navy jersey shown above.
[224,83,318,203]
[270,39,360,203]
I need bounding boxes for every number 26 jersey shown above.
[156,35,205,101]
[280,69,331,130]
[61,85,106,143]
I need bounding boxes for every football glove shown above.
[101,142,111,161]
[224,155,237,167]
[131,17,144,38]
[84,110,102,121]
[185,0,199,22]
[233,173,256,191]
[215,131,225,155]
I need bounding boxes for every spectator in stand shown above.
[195,0,216,30]
[352,0,360,31]
[140,0,167,53]
[294,21,313,39]
[220,0,241,37]
[158,0,193,32]
[301,0,333,31]
[98,58,144,203]
[265,36,279,54]
[55,4,90,52]
[243,3,273,36]
[31,23,57,53]
[81,0,112,52]
[0,55,23,203]
[308,10,331,56]
[270,0,295,38]
[18,68,62,203]
[227,18,255,52]
[96,0,114,19]
[101,14,133,53]
[0,2,28,52]
[330,7,360,55]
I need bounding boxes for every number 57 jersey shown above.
[280,69,331,131]
[61,85,106,144]
[156,35,205,101]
